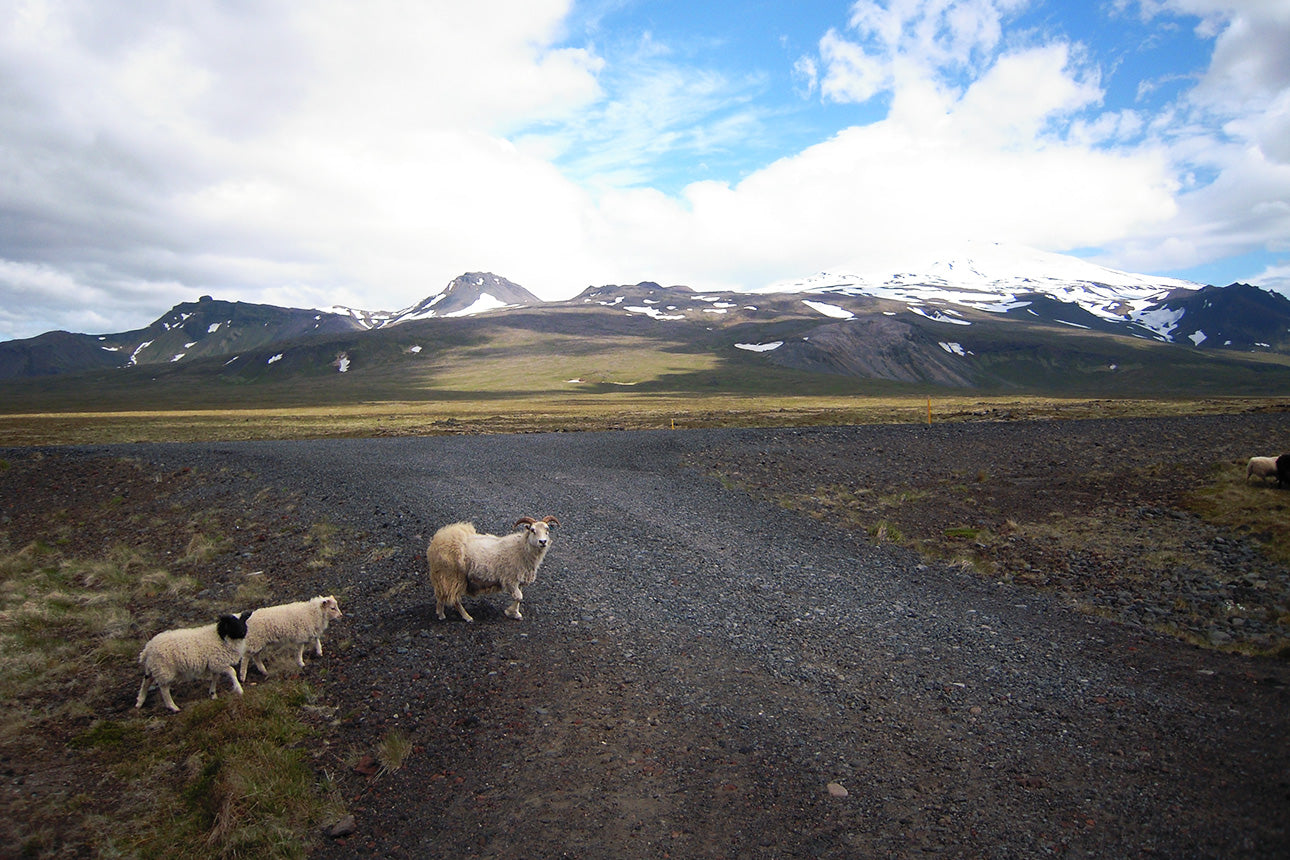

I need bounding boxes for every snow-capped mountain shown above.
[330,272,541,329]
[768,242,1202,333]
[3,252,1288,395]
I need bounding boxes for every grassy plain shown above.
[2,393,1286,447]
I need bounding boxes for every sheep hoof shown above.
[505,608,523,620]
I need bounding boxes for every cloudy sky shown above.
[2,0,1288,341]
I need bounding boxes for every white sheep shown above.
[238,595,343,682]
[1246,456,1279,482]
[428,516,559,622]
[135,611,253,712]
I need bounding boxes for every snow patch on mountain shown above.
[446,293,511,317]
[802,300,854,320]
[911,307,971,325]
[1133,306,1186,338]
[626,305,686,320]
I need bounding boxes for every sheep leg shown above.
[453,600,475,623]
[238,654,251,683]
[159,685,181,712]
[222,667,245,697]
[313,636,324,657]
[504,584,524,620]
[135,676,151,709]
[253,655,269,676]
[294,644,307,668]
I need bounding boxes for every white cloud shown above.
[0,0,606,337]
[1091,0,1290,276]
[818,28,889,103]
[1,0,1288,342]
[845,0,1024,71]
[1253,260,1290,296]
[582,40,1177,287]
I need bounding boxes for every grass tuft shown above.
[305,522,340,569]
[377,728,414,774]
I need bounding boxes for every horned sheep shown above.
[428,516,559,622]
[1247,456,1280,482]
[135,611,253,712]
[238,595,343,682]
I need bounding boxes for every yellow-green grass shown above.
[420,328,722,392]
[2,394,1283,447]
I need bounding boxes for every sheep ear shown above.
[240,610,253,621]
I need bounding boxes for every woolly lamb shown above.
[135,611,253,712]
[1247,456,1280,482]
[238,595,343,682]
[428,516,559,622]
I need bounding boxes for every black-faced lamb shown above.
[1246,456,1280,482]
[238,595,343,682]
[135,611,253,712]
[428,516,559,622]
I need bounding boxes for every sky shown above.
[2,0,1289,342]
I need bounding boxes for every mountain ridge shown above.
[3,249,1289,399]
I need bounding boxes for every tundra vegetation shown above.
[0,457,352,858]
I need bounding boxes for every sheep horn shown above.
[542,516,559,527]
[514,517,537,527]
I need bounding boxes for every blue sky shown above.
[1,0,1288,341]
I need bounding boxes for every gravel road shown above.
[76,422,1290,857]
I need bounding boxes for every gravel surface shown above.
[5,415,1290,858]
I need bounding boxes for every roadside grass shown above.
[754,456,1290,658]
[0,530,346,856]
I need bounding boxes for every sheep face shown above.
[318,595,343,621]
[217,611,252,642]
[516,515,558,550]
